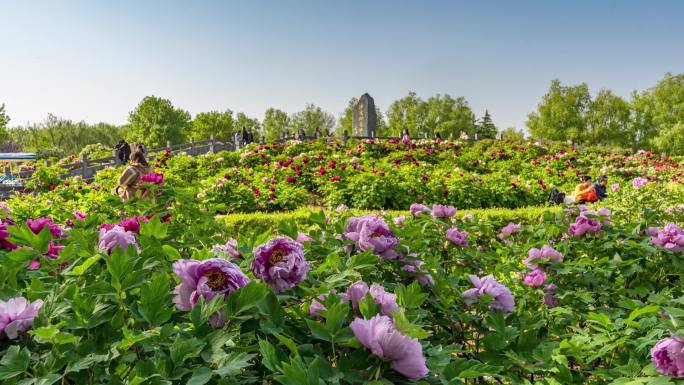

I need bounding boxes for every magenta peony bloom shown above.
[652,337,684,377]
[309,291,345,318]
[542,283,559,307]
[393,215,406,226]
[523,269,547,287]
[296,233,313,243]
[344,215,399,259]
[343,281,399,316]
[211,239,242,259]
[401,260,435,287]
[74,211,86,221]
[568,215,602,237]
[611,183,620,192]
[632,177,649,189]
[251,237,311,292]
[645,226,660,236]
[446,227,469,247]
[0,222,17,250]
[100,216,148,234]
[137,172,164,185]
[498,222,521,240]
[651,223,684,253]
[409,204,430,217]
[462,274,515,313]
[98,226,140,255]
[524,245,563,269]
[45,240,64,259]
[27,217,66,238]
[0,297,43,339]
[173,258,250,327]
[350,315,429,379]
[431,204,457,218]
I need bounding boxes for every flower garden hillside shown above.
[0,139,684,383]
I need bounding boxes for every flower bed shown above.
[0,196,684,383]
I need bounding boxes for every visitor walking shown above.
[113,144,152,201]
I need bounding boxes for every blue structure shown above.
[0,153,36,161]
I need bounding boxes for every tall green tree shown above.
[289,104,335,136]
[476,110,498,139]
[500,127,525,142]
[526,79,591,144]
[127,96,191,147]
[191,110,234,141]
[386,92,427,137]
[585,90,631,146]
[262,108,289,141]
[235,112,259,134]
[631,73,684,149]
[0,103,11,144]
[424,94,476,138]
[652,123,684,155]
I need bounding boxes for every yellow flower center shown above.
[205,270,227,291]
[371,232,382,238]
[270,249,288,264]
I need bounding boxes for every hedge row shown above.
[218,205,563,234]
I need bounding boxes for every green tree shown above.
[191,110,234,141]
[585,90,631,147]
[651,123,684,155]
[0,103,11,144]
[262,108,288,142]
[289,104,335,136]
[127,96,191,148]
[424,94,476,139]
[500,127,525,142]
[386,92,427,137]
[235,112,260,135]
[527,79,591,144]
[630,73,684,149]
[476,110,498,139]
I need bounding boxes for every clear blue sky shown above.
[1,0,683,131]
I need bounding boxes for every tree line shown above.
[1,72,683,155]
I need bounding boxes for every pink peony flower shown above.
[651,223,684,253]
[652,337,684,378]
[250,237,311,292]
[393,215,406,226]
[296,233,313,243]
[409,204,430,217]
[27,217,66,238]
[523,269,547,287]
[498,223,521,240]
[462,274,515,313]
[98,226,140,255]
[431,204,457,218]
[342,281,399,317]
[446,227,469,247]
[344,215,399,259]
[0,297,43,339]
[611,183,620,192]
[523,245,563,269]
[211,239,241,259]
[350,315,429,379]
[632,177,649,189]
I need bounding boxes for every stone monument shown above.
[352,93,377,137]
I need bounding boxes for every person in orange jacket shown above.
[573,176,598,204]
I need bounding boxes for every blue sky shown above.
[1,0,683,131]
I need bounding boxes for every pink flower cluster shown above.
[137,172,164,185]
[498,222,521,240]
[462,274,515,313]
[446,227,469,247]
[650,223,684,253]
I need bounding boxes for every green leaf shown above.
[191,296,225,329]
[138,272,174,326]
[305,319,332,342]
[0,346,30,380]
[393,308,430,339]
[227,281,269,315]
[396,281,429,309]
[67,255,101,276]
[625,304,660,327]
[29,324,80,345]
[214,352,255,376]
[187,367,213,385]
[161,245,182,261]
[170,335,206,365]
[66,353,109,373]
[258,339,280,372]
[140,215,168,240]
[358,293,380,319]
